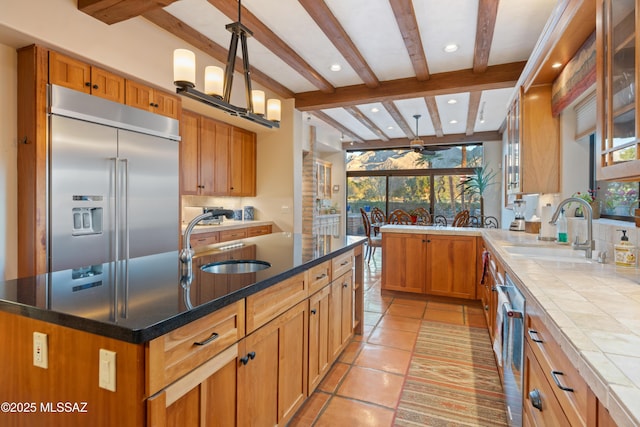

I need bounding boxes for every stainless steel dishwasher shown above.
[497,273,525,427]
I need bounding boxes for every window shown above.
[591,136,640,220]
[346,146,482,235]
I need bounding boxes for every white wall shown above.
[0,43,17,280]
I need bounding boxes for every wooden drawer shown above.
[247,224,272,237]
[246,272,308,333]
[146,300,245,395]
[524,341,571,427]
[526,312,588,426]
[332,249,353,279]
[189,231,219,248]
[219,228,248,242]
[308,261,331,294]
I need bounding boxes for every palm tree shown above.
[458,165,497,225]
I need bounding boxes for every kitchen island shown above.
[381,225,640,427]
[0,232,365,426]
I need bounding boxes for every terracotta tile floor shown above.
[288,250,490,427]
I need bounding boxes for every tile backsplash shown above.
[568,218,639,260]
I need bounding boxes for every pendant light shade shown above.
[204,66,224,97]
[173,49,196,88]
[267,99,281,122]
[251,90,265,115]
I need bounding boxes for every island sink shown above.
[200,259,272,274]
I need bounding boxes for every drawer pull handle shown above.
[310,308,317,315]
[528,329,544,343]
[193,332,219,346]
[315,273,327,280]
[529,389,543,411]
[340,260,349,266]
[240,351,256,365]
[551,371,574,392]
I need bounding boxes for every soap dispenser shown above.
[557,208,568,243]
[614,229,636,267]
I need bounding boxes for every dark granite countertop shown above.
[0,232,365,344]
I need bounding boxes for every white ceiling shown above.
[160,0,557,148]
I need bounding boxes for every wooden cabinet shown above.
[237,300,308,427]
[524,304,590,426]
[125,79,179,119]
[147,344,239,427]
[505,85,560,195]
[328,270,354,361]
[308,284,331,393]
[382,233,427,294]
[426,234,477,299]
[247,224,272,237]
[479,246,503,341]
[180,110,256,197]
[49,51,125,103]
[230,128,257,196]
[596,0,640,180]
[316,160,332,199]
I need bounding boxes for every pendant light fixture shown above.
[410,114,424,152]
[172,0,281,128]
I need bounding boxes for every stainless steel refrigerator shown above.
[49,84,180,272]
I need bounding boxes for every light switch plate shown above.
[99,349,116,392]
[33,332,48,369]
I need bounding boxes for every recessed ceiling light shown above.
[447,99,457,104]
[387,126,394,130]
[449,119,458,124]
[444,44,458,53]
[551,62,563,69]
[330,63,341,72]
[371,107,379,113]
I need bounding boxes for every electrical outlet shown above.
[33,332,48,369]
[99,349,116,392]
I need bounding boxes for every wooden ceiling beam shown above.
[344,106,390,141]
[299,0,379,88]
[78,0,177,24]
[382,101,414,138]
[142,9,294,99]
[424,96,443,137]
[342,131,502,151]
[473,0,499,73]
[295,61,525,110]
[390,0,430,81]
[466,91,482,135]
[311,111,363,143]
[207,0,335,93]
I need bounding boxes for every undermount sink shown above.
[200,260,271,274]
[502,245,593,264]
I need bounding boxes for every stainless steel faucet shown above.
[179,210,235,278]
[549,197,595,259]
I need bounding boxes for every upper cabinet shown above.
[125,80,180,120]
[597,0,639,180]
[49,51,125,104]
[505,85,560,195]
[180,110,256,197]
[316,160,332,200]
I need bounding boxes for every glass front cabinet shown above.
[597,0,639,180]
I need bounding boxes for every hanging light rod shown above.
[173,0,281,128]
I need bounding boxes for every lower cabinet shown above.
[328,270,354,363]
[382,232,477,299]
[237,300,308,427]
[308,285,331,393]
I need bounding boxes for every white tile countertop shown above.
[381,225,640,426]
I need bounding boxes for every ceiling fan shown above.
[410,114,438,155]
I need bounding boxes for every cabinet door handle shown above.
[92,84,99,90]
[551,371,574,392]
[343,282,349,288]
[193,332,219,346]
[528,329,544,343]
[310,308,317,315]
[529,389,543,411]
[85,82,91,87]
[240,352,255,365]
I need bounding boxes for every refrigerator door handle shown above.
[120,158,130,260]
[111,157,119,263]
